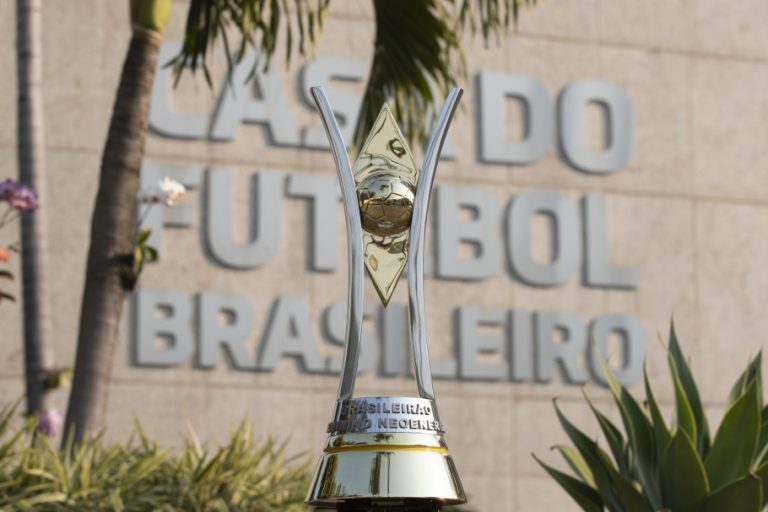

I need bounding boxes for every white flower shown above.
[158,177,186,206]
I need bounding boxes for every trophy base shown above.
[306,432,465,507]
[306,395,466,508]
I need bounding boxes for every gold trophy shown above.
[306,86,466,511]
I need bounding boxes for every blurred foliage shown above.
[356,0,535,151]
[171,0,536,151]
[171,0,331,86]
[0,401,310,511]
[124,227,158,291]
[0,400,479,510]
[537,324,768,512]
[0,269,15,303]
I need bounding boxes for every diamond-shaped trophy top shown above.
[353,105,418,306]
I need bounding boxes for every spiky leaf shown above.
[553,444,595,486]
[729,352,763,408]
[755,461,768,509]
[583,390,630,475]
[554,400,623,510]
[597,450,651,512]
[598,351,660,507]
[668,323,710,453]
[659,429,708,512]
[756,406,768,466]
[534,454,603,512]
[705,379,760,490]
[644,366,671,455]
[695,474,762,512]
[671,363,697,446]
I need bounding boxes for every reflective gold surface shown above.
[306,432,466,507]
[353,105,419,305]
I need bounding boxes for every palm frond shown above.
[355,0,535,150]
[171,0,535,151]
[353,0,459,151]
[454,0,537,42]
[171,0,330,86]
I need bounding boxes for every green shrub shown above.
[536,325,768,512]
[0,403,309,511]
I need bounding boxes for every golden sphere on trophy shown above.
[358,172,416,237]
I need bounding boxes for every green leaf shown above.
[644,366,671,455]
[136,228,152,245]
[597,348,660,508]
[109,489,124,512]
[16,492,68,506]
[533,454,603,512]
[756,419,768,466]
[695,474,762,512]
[729,352,763,408]
[554,400,623,510]
[668,323,710,453]
[671,363,697,445]
[583,390,629,475]
[755,461,768,508]
[658,429,708,512]
[705,379,760,490]
[552,444,595,486]
[145,245,159,262]
[596,450,651,512]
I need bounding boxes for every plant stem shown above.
[0,205,15,229]
[136,202,155,229]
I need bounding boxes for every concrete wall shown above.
[1,1,768,510]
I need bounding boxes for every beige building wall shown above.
[1,1,768,511]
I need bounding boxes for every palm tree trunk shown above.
[17,0,55,420]
[64,26,163,444]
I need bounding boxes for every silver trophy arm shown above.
[309,86,364,401]
[408,87,464,401]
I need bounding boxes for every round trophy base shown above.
[306,397,466,507]
[306,432,465,507]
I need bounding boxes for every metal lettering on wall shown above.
[133,43,643,386]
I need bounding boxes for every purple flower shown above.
[0,179,38,212]
[37,408,63,437]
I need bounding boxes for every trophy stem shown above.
[407,88,463,401]
[309,86,365,402]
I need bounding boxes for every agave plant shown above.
[536,325,768,512]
